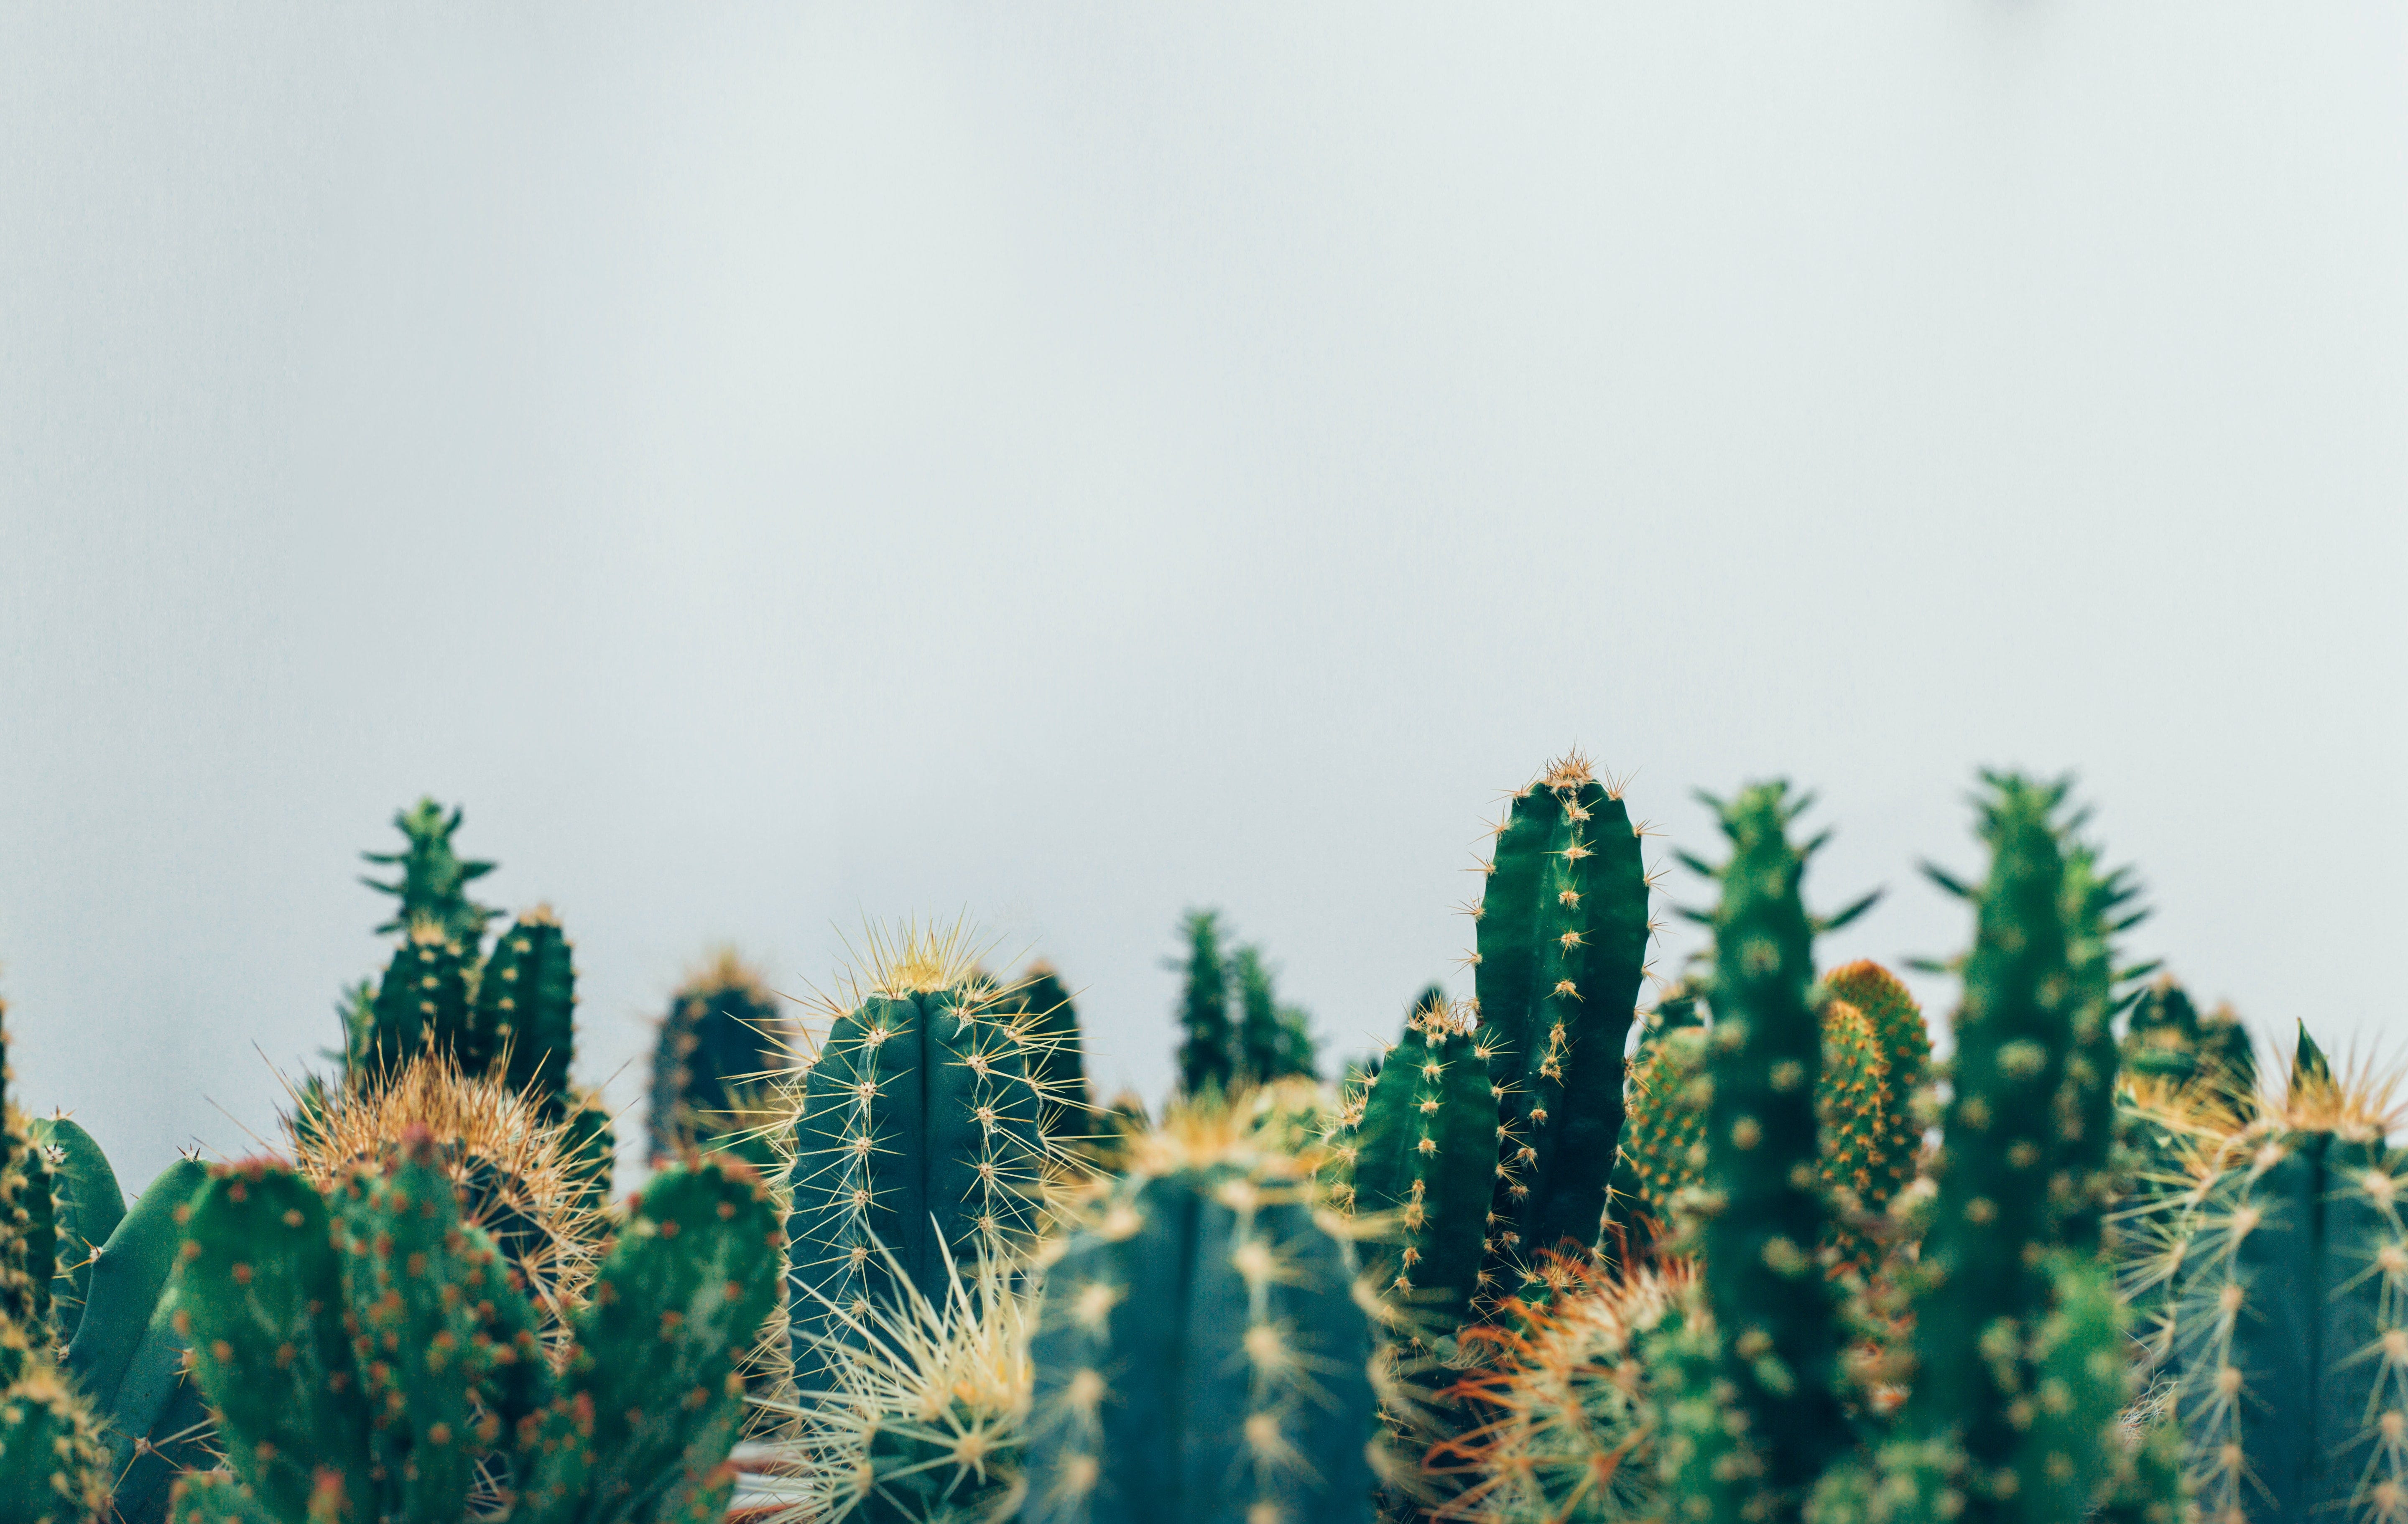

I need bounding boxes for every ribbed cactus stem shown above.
[473,906,579,1109]
[1474,752,1650,1294]
[356,918,476,1078]
[1339,996,1498,1327]
[1023,1111,1379,1524]
[1683,780,1854,1510]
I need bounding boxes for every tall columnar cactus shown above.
[173,1142,781,1524]
[0,1004,56,1341]
[786,933,1056,1381]
[1474,753,1651,1292]
[1173,910,1235,1097]
[360,797,498,948]
[1852,774,2143,1523]
[1021,1106,1380,1524]
[1333,996,1499,1327]
[2122,1025,2408,1524]
[649,950,795,1163]
[473,906,580,1108]
[1664,781,1862,1514]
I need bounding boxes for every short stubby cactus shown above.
[649,949,795,1162]
[786,928,1060,1381]
[1022,1106,1381,1524]
[1332,996,1498,1328]
[1474,752,1651,1295]
[2124,1026,2408,1524]
[285,1050,605,1329]
[352,917,477,1078]
[0,1326,111,1524]
[174,1140,782,1524]
[1432,1256,1691,1524]
[1819,960,1928,1231]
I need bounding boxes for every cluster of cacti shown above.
[1172,912,1319,1096]
[169,1136,783,1523]
[2119,1024,2406,1523]
[10,759,2392,1524]
[650,951,798,1168]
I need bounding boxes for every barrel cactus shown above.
[650,948,796,1164]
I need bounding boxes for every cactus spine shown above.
[1474,753,1650,1295]
[1021,1106,1380,1524]
[2125,1025,2408,1524]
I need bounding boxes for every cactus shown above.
[1333,996,1499,1327]
[1013,964,1093,1147]
[0,1002,57,1342]
[351,918,478,1079]
[473,906,581,1110]
[31,1116,123,1342]
[1173,911,1235,1098]
[1020,1103,1381,1524]
[1428,1256,1690,1524]
[785,928,1059,1384]
[1474,752,1652,1295]
[1818,962,1928,1241]
[1604,1019,1710,1261]
[1232,947,1318,1087]
[1667,781,1862,1513]
[64,1157,215,1524]
[649,949,796,1163]
[360,797,498,948]
[2120,1024,2408,1524]
[174,1142,781,1524]
[0,1325,112,1524]
[284,1050,604,1330]
[776,1251,1034,1524]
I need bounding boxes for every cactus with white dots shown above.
[784,941,1060,1388]
[2123,1024,2408,1524]
[170,1139,783,1524]
[1473,752,1653,1302]
[1020,1111,1380,1524]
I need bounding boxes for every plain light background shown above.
[4,4,2403,1195]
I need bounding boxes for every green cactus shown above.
[1334,995,1499,1328]
[360,797,498,948]
[352,919,477,1080]
[1474,753,1651,1297]
[1605,1016,1710,1259]
[648,950,793,1163]
[1668,780,1862,1514]
[64,1157,215,1524]
[32,1116,123,1342]
[175,1142,781,1524]
[1173,911,1235,1098]
[0,1009,56,1343]
[1819,962,1928,1234]
[1815,995,1893,1279]
[1850,774,2142,1523]
[1021,1105,1380,1524]
[1015,964,1093,1147]
[2120,1023,2407,1524]
[785,938,1055,1384]
[0,1326,112,1524]
[473,906,580,1109]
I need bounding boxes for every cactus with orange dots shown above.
[168,1138,782,1524]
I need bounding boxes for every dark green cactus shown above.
[1668,781,1861,1513]
[1173,911,1235,1097]
[360,797,498,948]
[474,907,580,1109]
[352,920,477,1079]
[648,951,793,1163]
[1022,1110,1380,1524]
[1335,995,1498,1327]
[2121,1023,2407,1524]
[1015,963,1093,1146]
[785,960,1052,1383]
[0,1324,112,1524]
[174,1144,781,1524]
[1474,753,1651,1293]
[0,1000,56,1344]
[32,1116,123,1342]
[64,1157,214,1524]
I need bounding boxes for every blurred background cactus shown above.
[650,949,797,1168]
